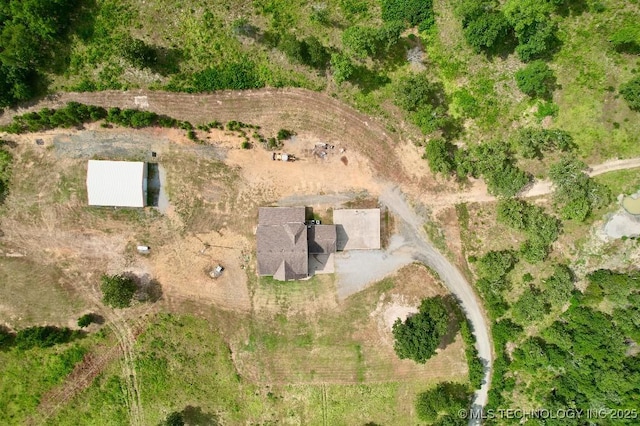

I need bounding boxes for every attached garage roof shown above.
[86,160,146,207]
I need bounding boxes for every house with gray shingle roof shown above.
[256,207,337,281]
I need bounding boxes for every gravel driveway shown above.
[379,186,492,424]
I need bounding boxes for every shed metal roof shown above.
[86,160,146,207]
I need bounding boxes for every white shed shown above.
[86,160,147,207]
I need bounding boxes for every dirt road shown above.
[519,157,640,198]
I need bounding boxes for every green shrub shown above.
[515,60,556,98]
[15,326,76,350]
[452,89,480,118]
[463,10,511,53]
[276,129,295,141]
[100,274,136,309]
[534,100,559,120]
[620,76,640,112]
[186,130,198,141]
[512,286,550,324]
[77,314,93,328]
[393,72,441,112]
[392,296,451,363]
[381,0,434,28]
[476,250,518,283]
[611,24,640,54]
[342,26,379,59]
[415,382,471,422]
[190,60,264,91]
[330,53,355,84]
[424,138,455,175]
[513,128,574,159]
[241,141,251,149]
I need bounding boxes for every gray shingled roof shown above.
[257,207,309,280]
[308,225,337,254]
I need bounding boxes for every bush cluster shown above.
[464,141,530,197]
[1,103,196,139]
[381,0,434,31]
[341,21,404,59]
[392,296,451,363]
[496,199,561,263]
[189,59,264,92]
[549,156,611,221]
[474,250,517,318]
[512,128,574,159]
[393,73,454,136]
[101,274,137,309]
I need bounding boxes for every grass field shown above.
[594,168,640,197]
[0,333,109,425]
[0,258,87,328]
[33,265,468,425]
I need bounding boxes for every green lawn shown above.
[0,335,105,425]
[594,168,640,196]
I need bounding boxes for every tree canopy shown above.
[620,75,640,112]
[0,0,81,107]
[415,382,471,423]
[515,60,556,98]
[512,128,575,159]
[101,274,137,308]
[549,156,611,221]
[392,296,451,363]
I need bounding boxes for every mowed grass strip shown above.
[77,312,462,425]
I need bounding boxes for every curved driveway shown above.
[380,187,491,423]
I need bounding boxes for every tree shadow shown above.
[149,46,184,76]
[123,272,163,303]
[181,405,220,426]
[485,30,519,61]
[146,163,161,207]
[0,139,17,148]
[438,295,462,350]
[0,325,16,351]
[49,0,99,75]
[350,65,391,94]
[556,0,589,17]
[89,313,106,325]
